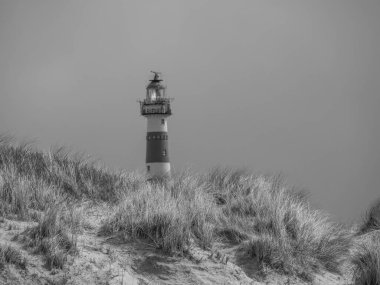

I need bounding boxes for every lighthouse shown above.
[139,72,173,178]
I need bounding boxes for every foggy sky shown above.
[0,0,379,223]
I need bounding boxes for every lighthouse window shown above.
[147,165,150,172]
[161,119,165,125]
[149,90,157,101]
[162,149,167,156]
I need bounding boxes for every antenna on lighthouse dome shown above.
[150,71,162,82]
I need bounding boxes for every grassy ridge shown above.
[352,199,380,285]
[0,137,379,282]
[101,169,351,280]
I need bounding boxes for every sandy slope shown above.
[0,202,352,285]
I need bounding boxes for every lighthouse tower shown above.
[139,72,173,178]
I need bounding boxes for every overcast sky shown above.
[0,0,379,223]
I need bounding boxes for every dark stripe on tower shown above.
[146,132,170,163]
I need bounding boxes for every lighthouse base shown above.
[146,162,171,178]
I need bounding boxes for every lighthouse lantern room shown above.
[139,72,173,178]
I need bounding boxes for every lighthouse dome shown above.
[146,72,166,100]
[146,81,164,90]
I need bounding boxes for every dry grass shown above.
[0,136,369,281]
[101,168,352,280]
[358,199,380,234]
[240,183,351,278]
[212,171,352,280]
[352,199,380,285]
[21,205,80,269]
[0,137,144,270]
[0,136,135,217]
[100,175,218,253]
[0,244,27,270]
[352,239,380,285]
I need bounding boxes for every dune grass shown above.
[358,199,380,234]
[0,244,27,270]
[0,137,141,220]
[0,137,365,280]
[100,174,218,253]
[101,168,352,280]
[351,199,380,285]
[352,239,380,285]
[20,205,80,269]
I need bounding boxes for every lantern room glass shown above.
[147,88,165,101]
[148,89,156,101]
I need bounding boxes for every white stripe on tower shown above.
[146,162,171,177]
[147,115,168,132]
